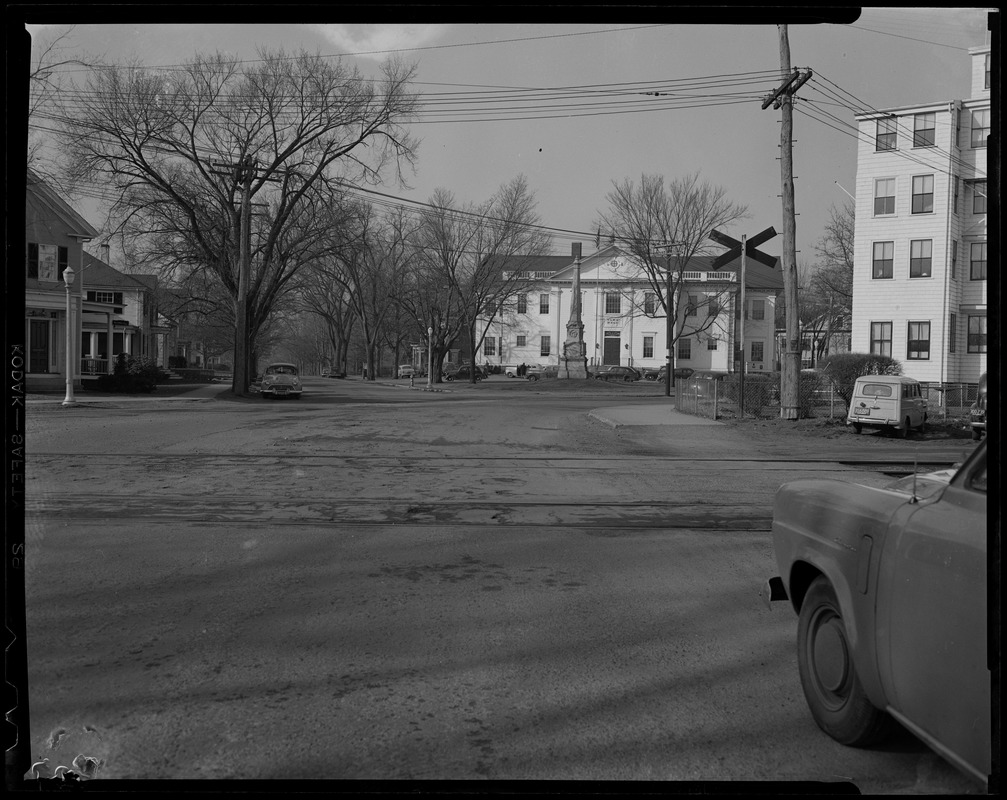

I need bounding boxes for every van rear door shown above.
[850,379,899,424]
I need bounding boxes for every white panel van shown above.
[847,375,928,437]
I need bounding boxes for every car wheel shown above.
[972,427,982,441]
[899,418,910,438]
[797,576,891,747]
[852,423,862,434]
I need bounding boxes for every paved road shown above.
[18,378,983,791]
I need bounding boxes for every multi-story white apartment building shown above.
[851,45,989,382]
[477,243,782,374]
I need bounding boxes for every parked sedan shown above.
[764,439,989,786]
[259,362,303,399]
[593,365,642,382]
[397,364,416,378]
[970,371,987,440]
[654,366,695,382]
[525,364,559,381]
[444,365,486,382]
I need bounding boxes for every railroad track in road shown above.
[27,494,775,530]
[27,452,959,471]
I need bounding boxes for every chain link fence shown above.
[676,374,980,422]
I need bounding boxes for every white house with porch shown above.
[25,169,99,391]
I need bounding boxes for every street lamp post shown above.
[62,265,76,406]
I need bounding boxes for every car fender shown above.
[773,479,910,709]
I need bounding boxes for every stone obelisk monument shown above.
[558,242,588,379]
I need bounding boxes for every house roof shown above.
[81,251,158,292]
[26,169,100,240]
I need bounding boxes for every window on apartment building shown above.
[913,112,936,147]
[539,294,550,314]
[870,321,893,357]
[872,241,894,278]
[751,299,765,320]
[909,240,932,278]
[516,294,527,314]
[911,174,934,213]
[970,242,987,280]
[27,243,69,281]
[956,107,963,147]
[604,293,621,314]
[876,117,897,151]
[687,294,698,317]
[971,108,989,147]
[516,335,527,348]
[949,313,957,353]
[751,341,765,362]
[972,180,987,214]
[907,321,931,360]
[643,292,656,315]
[967,315,987,353]
[874,178,896,215]
[677,338,691,360]
[707,298,721,317]
[953,177,960,213]
[540,335,551,356]
[952,240,958,278]
[985,53,991,90]
[483,337,496,357]
[707,337,718,351]
[643,336,654,358]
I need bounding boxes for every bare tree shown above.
[26,25,91,189]
[411,176,551,383]
[59,48,419,395]
[596,172,748,395]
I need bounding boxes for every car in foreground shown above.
[764,439,989,786]
[593,365,642,382]
[259,362,303,399]
[970,371,987,441]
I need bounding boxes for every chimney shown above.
[101,242,110,264]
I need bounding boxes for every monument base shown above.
[558,357,589,380]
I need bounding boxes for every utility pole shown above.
[212,155,266,396]
[236,155,253,396]
[764,25,811,421]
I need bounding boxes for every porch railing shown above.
[81,357,109,376]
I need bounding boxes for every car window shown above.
[861,383,893,397]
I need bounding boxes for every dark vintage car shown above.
[593,365,642,382]
[764,439,989,786]
[444,364,486,382]
[654,365,695,382]
[259,362,303,399]
[970,372,987,440]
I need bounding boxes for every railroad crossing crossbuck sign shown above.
[709,227,777,269]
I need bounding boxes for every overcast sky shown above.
[22,9,994,266]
